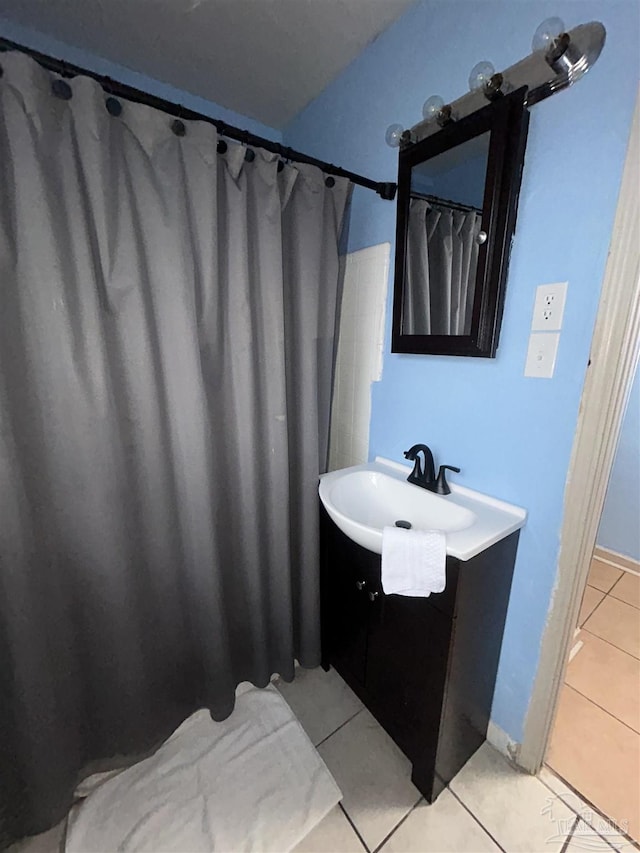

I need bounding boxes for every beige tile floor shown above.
[10,659,639,853]
[547,559,640,846]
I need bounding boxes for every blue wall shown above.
[285,0,639,741]
[598,362,640,562]
[0,17,282,142]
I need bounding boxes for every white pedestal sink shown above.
[319,457,526,560]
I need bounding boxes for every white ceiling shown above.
[0,0,415,128]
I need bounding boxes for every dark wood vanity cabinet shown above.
[320,506,520,802]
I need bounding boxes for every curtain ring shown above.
[244,148,255,162]
[325,176,336,188]
[171,119,186,137]
[217,139,228,154]
[105,97,122,117]
[0,63,4,79]
[51,79,72,100]
[277,160,285,172]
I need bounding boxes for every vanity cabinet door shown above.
[320,510,376,686]
[325,560,370,686]
[365,594,453,765]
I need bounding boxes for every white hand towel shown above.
[381,526,447,597]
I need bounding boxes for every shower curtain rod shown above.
[0,37,397,201]
[410,191,481,214]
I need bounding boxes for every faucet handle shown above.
[435,465,460,495]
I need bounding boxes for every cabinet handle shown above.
[368,591,379,601]
[355,580,366,590]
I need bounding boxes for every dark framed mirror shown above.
[392,87,530,357]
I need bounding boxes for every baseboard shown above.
[486,720,522,767]
[593,545,640,576]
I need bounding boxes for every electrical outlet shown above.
[531,282,568,331]
[524,332,560,378]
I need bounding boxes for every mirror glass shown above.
[392,88,530,358]
[404,132,490,336]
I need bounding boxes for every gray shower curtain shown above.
[405,198,480,335]
[0,52,351,845]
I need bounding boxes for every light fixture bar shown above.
[406,21,605,147]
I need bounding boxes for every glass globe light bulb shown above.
[468,61,496,92]
[532,17,565,53]
[422,95,444,121]
[385,123,404,148]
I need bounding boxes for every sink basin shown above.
[319,457,526,560]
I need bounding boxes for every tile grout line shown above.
[314,707,364,749]
[559,815,580,853]
[608,575,640,610]
[582,592,610,619]
[604,578,640,611]
[609,592,640,611]
[588,579,622,595]
[370,795,423,853]
[539,767,638,850]
[337,801,370,853]
[446,785,508,852]
[560,683,640,736]
[579,588,607,625]
[609,574,626,595]
[539,771,588,819]
[577,625,640,663]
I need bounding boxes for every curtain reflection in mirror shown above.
[405,197,481,335]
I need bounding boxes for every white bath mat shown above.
[65,683,341,852]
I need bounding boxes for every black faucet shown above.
[403,444,460,495]
[404,444,435,488]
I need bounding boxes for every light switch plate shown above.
[531,282,568,331]
[524,332,560,378]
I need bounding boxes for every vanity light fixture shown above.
[483,73,505,101]
[532,17,566,53]
[422,95,453,129]
[435,104,454,127]
[468,61,495,92]
[535,17,604,85]
[385,96,446,147]
[422,95,445,119]
[385,18,606,147]
[385,123,405,148]
[468,62,505,101]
